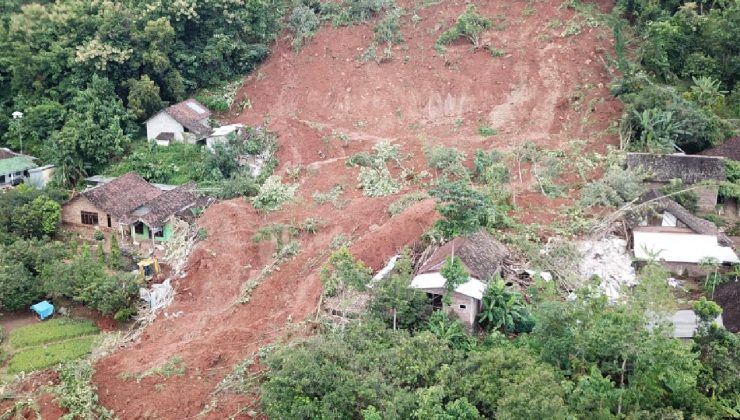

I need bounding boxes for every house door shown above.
[107,214,112,228]
[427,293,443,310]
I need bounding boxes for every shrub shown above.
[197,228,209,241]
[358,166,401,197]
[320,246,372,296]
[289,4,321,50]
[424,145,469,179]
[346,0,389,22]
[437,5,492,49]
[374,9,404,45]
[580,166,646,208]
[251,175,298,212]
[7,336,97,373]
[55,360,113,419]
[478,124,497,136]
[9,319,99,348]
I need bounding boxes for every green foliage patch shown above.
[7,336,97,374]
[9,319,99,349]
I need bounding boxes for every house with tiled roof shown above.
[62,173,201,246]
[145,99,212,146]
[410,230,511,330]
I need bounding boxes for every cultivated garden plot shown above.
[1,319,99,376]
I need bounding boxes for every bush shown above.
[320,246,372,296]
[580,166,646,208]
[478,124,497,136]
[424,145,469,179]
[437,5,492,49]
[289,4,321,50]
[7,336,97,373]
[55,360,113,419]
[374,9,404,45]
[9,319,99,348]
[251,175,298,212]
[358,166,401,197]
[619,84,727,153]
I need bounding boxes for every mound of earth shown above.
[715,279,740,332]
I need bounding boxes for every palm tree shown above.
[478,276,529,333]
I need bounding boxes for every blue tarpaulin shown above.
[30,301,54,320]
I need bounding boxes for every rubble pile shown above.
[578,237,637,300]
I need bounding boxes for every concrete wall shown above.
[146,112,184,141]
[62,195,116,228]
[419,287,480,330]
[696,185,719,212]
[28,166,55,189]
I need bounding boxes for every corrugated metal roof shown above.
[0,156,36,175]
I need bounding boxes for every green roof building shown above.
[0,149,37,187]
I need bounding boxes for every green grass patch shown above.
[9,319,99,349]
[106,142,209,185]
[478,124,498,137]
[7,336,97,373]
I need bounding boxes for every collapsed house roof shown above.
[626,152,726,183]
[154,99,212,135]
[700,136,740,161]
[639,190,725,239]
[83,172,163,218]
[0,148,24,160]
[632,191,737,263]
[418,230,509,281]
[125,183,199,228]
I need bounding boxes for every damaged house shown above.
[626,152,726,212]
[411,230,510,330]
[145,99,212,146]
[631,190,738,275]
[62,172,201,247]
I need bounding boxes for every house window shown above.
[154,229,165,238]
[459,304,467,309]
[81,211,99,226]
[134,223,145,235]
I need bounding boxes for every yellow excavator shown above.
[138,258,160,280]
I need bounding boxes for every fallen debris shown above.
[578,237,637,301]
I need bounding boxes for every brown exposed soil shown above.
[87,0,622,417]
[714,279,740,332]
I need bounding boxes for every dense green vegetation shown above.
[0,0,282,186]
[261,262,740,419]
[0,186,141,319]
[107,126,278,198]
[612,0,738,153]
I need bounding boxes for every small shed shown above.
[30,301,54,320]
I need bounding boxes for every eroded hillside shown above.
[92,0,622,417]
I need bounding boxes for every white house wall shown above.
[146,112,184,141]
